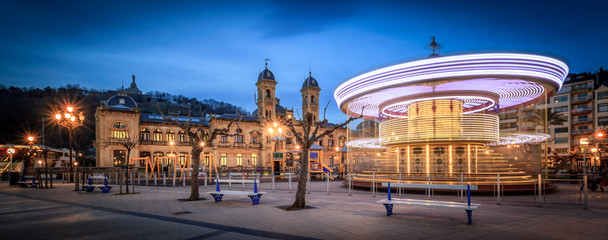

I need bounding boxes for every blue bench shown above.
[377,182,481,224]
[81,176,114,193]
[207,178,265,205]
[18,176,37,188]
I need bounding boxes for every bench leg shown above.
[83,186,96,192]
[249,194,262,205]
[383,204,394,216]
[466,210,472,225]
[211,193,224,202]
[99,186,112,193]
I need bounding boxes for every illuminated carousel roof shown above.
[334,53,569,118]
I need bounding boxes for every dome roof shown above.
[106,94,137,110]
[258,68,275,82]
[302,73,319,89]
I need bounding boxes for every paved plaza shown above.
[1,181,607,240]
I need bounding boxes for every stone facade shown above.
[94,65,347,171]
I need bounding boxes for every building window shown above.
[599,103,608,112]
[113,150,125,166]
[554,106,568,113]
[328,139,334,147]
[598,91,608,99]
[178,153,188,165]
[329,155,334,165]
[554,138,568,144]
[252,153,257,165]
[554,95,568,103]
[203,132,209,141]
[111,122,128,140]
[252,136,258,143]
[235,135,243,143]
[576,93,589,100]
[178,131,187,142]
[599,116,608,126]
[153,129,163,141]
[166,130,175,142]
[236,154,243,166]
[140,128,150,141]
[554,127,568,133]
[221,135,227,142]
[220,153,227,166]
[204,156,209,166]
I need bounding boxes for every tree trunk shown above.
[291,148,309,209]
[189,147,202,201]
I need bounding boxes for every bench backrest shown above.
[381,182,478,190]
[217,179,259,184]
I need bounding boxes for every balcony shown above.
[571,96,592,104]
[571,107,592,115]
[571,118,592,125]
[571,86,592,93]
[249,143,261,149]
[234,142,246,148]
[500,117,519,123]
[572,129,594,135]
[217,142,231,148]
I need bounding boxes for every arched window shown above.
[178,152,188,165]
[203,131,209,141]
[111,122,128,140]
[266,89,271,98]
[178,130,187,142]
[305,96,308,103]
[153,129,163,142]
[140,128,150,141]
[251,153,258,166]
[166,129,175,142]
[311,96,316,104]
[220,153,227,166]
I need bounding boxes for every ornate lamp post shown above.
[26,136,35,175]
[268,122,285,173]
[54,106,84,176]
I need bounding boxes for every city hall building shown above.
[94,63,346,172]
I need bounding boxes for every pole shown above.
[69,126,73,183]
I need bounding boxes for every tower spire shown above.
[264,54,270,69]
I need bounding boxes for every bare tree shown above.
[119,133,139,194]
[162,111,241,201]
[278,102,363,209]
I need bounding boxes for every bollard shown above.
[460,173,464,200]
[497,174,502,205]
[537,174,542,207]
[349,172,353,196]
[154,171,157,186]
[163,172,166,186]
[254,173,258,193]
[204,173,208,188]
[288,172,292,193]
[398,173,402,197]
[229,173,232,190]
[271,172,275,192]
[242,172,245,190]
[183,172,186,188]
[173,171,176,187]
[372,172,376,197]
[137,172,140,186]
[326,172,330,195]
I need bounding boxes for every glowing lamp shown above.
[7,148,15,154]
[70,116,75,121]
[28,136,34,142]
[65,113,71,119]
[268,128,273,134]
[598,132,604,138]
[55,114,61,120]
[591,148,597,153]
[580,138,589,145]
[278,128,282,133]
[67,106,74,112]
[273,122,278,127]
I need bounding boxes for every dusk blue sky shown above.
[1,0,607,123]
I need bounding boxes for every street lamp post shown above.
[27,136,34,175]
[54,106,84,185]
[268,122,285,173]
[580,138,589,209]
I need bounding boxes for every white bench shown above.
[377,182,480,224]
[18,175,37,188]
[208,178,265,205]
[81,175,114,193]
